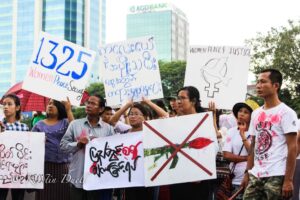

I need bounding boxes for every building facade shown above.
[0,0,106,97]
[127,3,189,61]
[0,0,37,96]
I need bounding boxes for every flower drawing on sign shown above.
[144,137,213,170]
[144,114,214,182]
[200,57,232,98]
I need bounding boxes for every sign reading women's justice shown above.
[83,132,144,190]
[184,46,251,110]
[99,36,163,106]
[22,32,96,106]
[143,112,217,186]
[0,131,45,189]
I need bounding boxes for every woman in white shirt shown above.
[223,101,257,199]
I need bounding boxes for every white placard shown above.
[184,46,251,110]
[83,132,144,190]
[143,112,217,186]
[0,131,45,189]
[23,32,96,106]
[99,36,164,106]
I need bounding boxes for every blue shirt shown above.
[32,118,71,163]
[60,117,115,188]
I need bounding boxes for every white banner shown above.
[143,113,217,186]
[99,36,163,106]
[0,131,45,189]
[23,32,96,106]
[184,46,250,110]
[83,132,144,190]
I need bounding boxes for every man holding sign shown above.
[60,94,115,200]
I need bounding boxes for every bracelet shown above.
[242,139,247,142]
[244,169,249,174]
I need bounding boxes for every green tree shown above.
[278,88,300,116]
[86,82,105,98]
[72,82,105,120]
[22,116,33,130]
[159,60,186,97]
[246,20,300,114]
[72,107,86,119]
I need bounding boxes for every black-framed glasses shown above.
[176,96,189,101]
[128,112,144,117]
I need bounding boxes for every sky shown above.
[106,0,300,83]
[106,0,300,45]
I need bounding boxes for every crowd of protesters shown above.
[0,68,299,200]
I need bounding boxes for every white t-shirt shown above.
[223,127,250,185]
[100,118,131,134]
[249,103,298,178]
[114,121,131,133]
[219,113,237,130]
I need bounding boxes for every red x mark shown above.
[144,113,213,181]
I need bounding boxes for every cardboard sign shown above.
[83,132,144,190]
[184,46,251,109]
[23,32,96,106]
[0,131,45,189]
[99,36,163,106]
[143,113,217,186]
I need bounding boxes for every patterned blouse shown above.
[3,119,29,131]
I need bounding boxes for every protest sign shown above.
[99,36,163,106]
[83,132,144,190]
[23,32,96,106]
[0,131,45,189]
[143,112,217,186]
[184,46,251,109]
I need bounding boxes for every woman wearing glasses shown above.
[110,98,168,134]
[170,86,220,200]
[109,98,168,200]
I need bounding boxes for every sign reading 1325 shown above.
[32,33,92,80]
[23,32,95,106]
